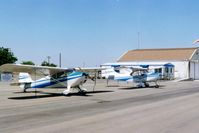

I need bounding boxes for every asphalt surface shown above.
[1,80,199,133]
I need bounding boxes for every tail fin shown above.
[19,73,34,83]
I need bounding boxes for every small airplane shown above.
[101,65,160,88]
[0,64,103,95]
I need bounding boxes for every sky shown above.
[1,0,199,67]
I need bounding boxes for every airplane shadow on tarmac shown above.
[119,85,165,90]
[8,90,114,100]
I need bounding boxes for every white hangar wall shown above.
[170,61,189,80]
[190,61,199,80]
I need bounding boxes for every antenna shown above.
[137,32,140,49]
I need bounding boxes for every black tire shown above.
[144,83,150,87]
[78,90,86,96]
[155,85,159,88]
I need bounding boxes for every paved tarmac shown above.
[1,80,199,133]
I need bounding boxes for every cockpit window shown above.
[51,70,74,79]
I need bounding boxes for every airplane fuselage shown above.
[112,73,159,83]
[102,68,160,87]
[20,71,87,89]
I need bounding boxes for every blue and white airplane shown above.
[0,64,103,95]
[101,65,160,88]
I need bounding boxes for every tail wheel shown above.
[23,88,27,92]
[144,83,150,87]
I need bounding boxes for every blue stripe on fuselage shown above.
[31,71,83,88]
[114,73,160,81]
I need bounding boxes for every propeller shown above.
[75,67,102,92]
[82,72,97,91]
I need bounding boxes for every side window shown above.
[65,71,73,76]
[60,70,73,78]
[51,70,73,79]
[51,72,64,79]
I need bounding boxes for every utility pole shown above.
[47,56,51,64]
[59,53,62,67]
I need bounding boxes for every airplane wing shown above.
[119,66,148,72]
[74,67,105,73]
[0,64,68,76]
[130,67,148,72]
[0,64,105,76]
[114,66,148,76]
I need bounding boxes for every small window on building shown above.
[165,67,169,73]
[155,68,162,73]
[170,68,173,73]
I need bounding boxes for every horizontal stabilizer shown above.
[19,73,34,83]
[10,82,21,86]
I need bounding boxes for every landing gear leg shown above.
[63,87,71,96]
[23,88,27,93]
[155,81,159,88]
[137,82,146,88]
[144,82,150,87]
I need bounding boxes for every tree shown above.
[41,61,57,67]
[0,47,17,66]
[21,61,35,65]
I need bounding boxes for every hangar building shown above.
[101,47,199,80]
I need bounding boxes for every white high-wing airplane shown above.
[101,65,160,88]
[0,64,103,95]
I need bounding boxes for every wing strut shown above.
[34,68,37,97]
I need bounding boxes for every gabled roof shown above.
[117,47,198,62]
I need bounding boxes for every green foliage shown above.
[41,61,57,67]
[21,61,35,65]
[0,47,17,66]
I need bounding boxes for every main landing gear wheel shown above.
[154,81,159,88]
[63,89,70,96]
[77,87,87,96]
[78,90,87,96]
[155,85,159,88]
